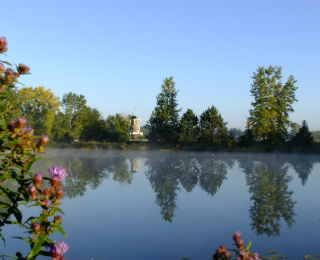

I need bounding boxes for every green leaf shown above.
[245,240,252,253]
[24,216,36,224]
[0,60,12,66]
[27,235,46,260]
[0,201,11,208]
[0,233,5,245]
[0,254,19,260]
[10,208,22,223]
[50,223,66,236]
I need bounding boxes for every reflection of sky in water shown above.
[1,150,320,260]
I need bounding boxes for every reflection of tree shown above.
[287,155,315,185]
[145,152,232,222]
[111,158,132,184]
[198,158,228,196]
[239,155,296,237]
[34,155,109,198]
[145,154,179,222]
[33,150,134,198]
[176,158,199,192]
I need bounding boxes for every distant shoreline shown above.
[48,141,320,154]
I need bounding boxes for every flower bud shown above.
[237,239,245,249]
[7,121,16,132]
[22,127,33,136]
[33,173,43,186]
[38,135,49,146]
[233,231,242,241]
[0,63,4,74]
[50,176,60,187]
[239,250,248,260]
[216,248,223,255]
[54,215,62,225]
[56,188,64,199]
[43,187,52,197]
[4,68,14,84]
[17,63,30,74]
[0,37,7,53]
[31,222,41,233]
[220,245,226,253]
[28,185,37,199]
[253,253,260,260]
[15,117,27,128]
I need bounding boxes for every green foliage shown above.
[16,86,61,136]
[178,109,199,144]
[80,107,107,141]
[147,77,181,143]
[0,37,68,259]
[228,128,243,141]
[290,120,313,148]
[248,66,297,142]
[60,92,87,140]
[199,106,230,148]
[289,122,300,138]
[105,114,131,142]
[311,131,320,142]
[238,129,255,148]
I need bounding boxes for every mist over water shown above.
[2,149,320,259]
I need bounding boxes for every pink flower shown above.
[49,166,68,181]
[49,241,69,258]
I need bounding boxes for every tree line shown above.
[6,65,317,150]
[6,87,132,142]
[146,68,315,151]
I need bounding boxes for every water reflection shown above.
[33,150,320,235]
[145,153,234,221]
[238,155,295,236]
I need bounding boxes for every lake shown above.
[1,149,320,259]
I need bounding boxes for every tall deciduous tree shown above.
[17,86,60,135]
[105,114,131,142]
[248,66,297,142]
[61,92,87,140]
[178,109,199,144]
[147,77,180,143]
[80,107,107,141]
[199,106,230,147]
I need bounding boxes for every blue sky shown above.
[2,0,320,130]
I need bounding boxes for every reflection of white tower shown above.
[131,158,140,172]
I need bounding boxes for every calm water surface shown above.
[2,149,320,259]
